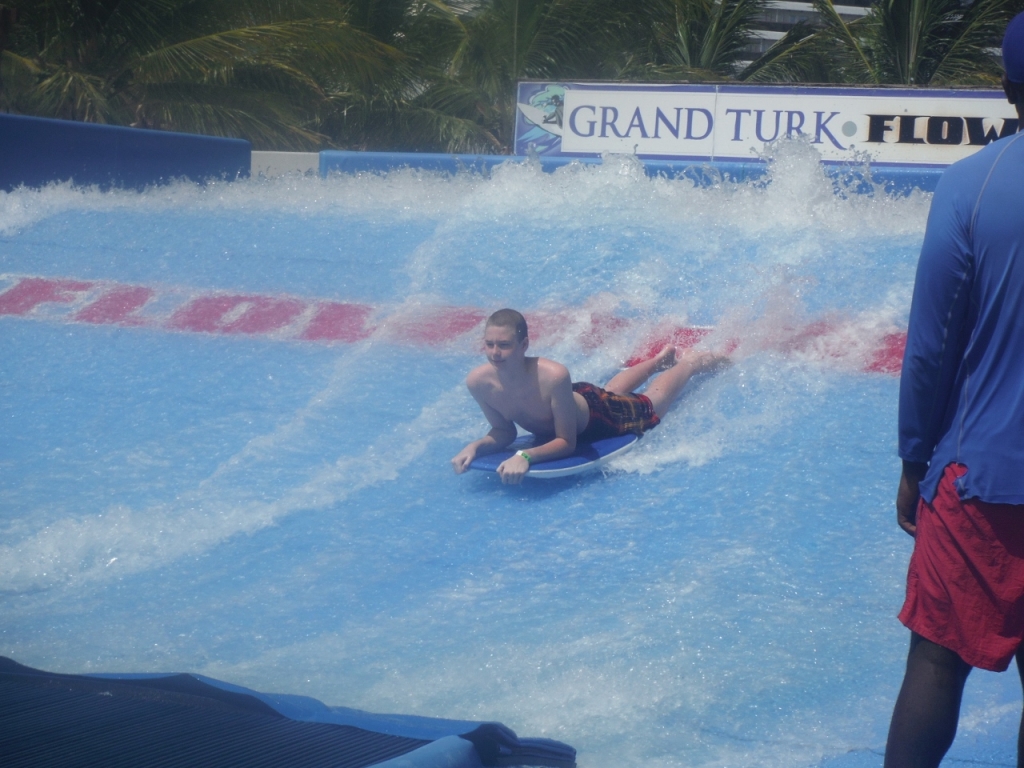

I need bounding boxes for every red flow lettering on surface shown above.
[0,277,94,316]
[865,332,907,374]
[580,313,630,351]
[169,295,305,335]
[625,326,713,367]
[300,302,375,342]
[74,285,155,325]
[389,307,487,344]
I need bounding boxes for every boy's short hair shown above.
[486,309,528,342]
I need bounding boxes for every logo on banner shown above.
[516,84,567,156]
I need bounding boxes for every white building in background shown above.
[744,0,872,59]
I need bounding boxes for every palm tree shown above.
[619,0,773,80]
[0,0,398,149]
[755,0,1020,85]
[309,0,506,152]
[391,0,626,152]
[609,0,834,86]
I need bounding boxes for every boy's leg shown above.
[605,345,676,395]
[884,632,971,768]
[642,350,727,418]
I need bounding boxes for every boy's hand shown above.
[496,454,530,484]
[451,446,477,474]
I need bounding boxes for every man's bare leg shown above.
[1016,645,1024,767]
[884,632,971,768]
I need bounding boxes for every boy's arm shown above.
[494,372,577,484]
[451,395,517,474]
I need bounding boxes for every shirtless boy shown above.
[451,308,727,484]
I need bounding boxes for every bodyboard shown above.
[468,433,638,479]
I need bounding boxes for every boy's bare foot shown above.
[678,349,731,373]
[653,344,677,371]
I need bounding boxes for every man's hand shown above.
[496,453,530,485]
[451,445,477,474]
[897,461,928,537]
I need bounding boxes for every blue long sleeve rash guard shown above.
[899,131,1024,504]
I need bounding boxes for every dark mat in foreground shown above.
[0,657,575,768]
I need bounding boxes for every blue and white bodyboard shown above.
[468,434,638,479]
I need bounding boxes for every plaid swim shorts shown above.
[573,382,661,442]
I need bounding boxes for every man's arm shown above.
[451,390,517,474]
[494,367,577,485]
[898,173,973,467]
[896,168,973,532]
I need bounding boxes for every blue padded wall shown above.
[0,113,250,191]
[318,149,943,193]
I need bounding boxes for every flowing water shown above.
[1,140,1018,767]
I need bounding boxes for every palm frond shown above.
[812,0,880,83]
[1,48,41,75]
[317,75,501,152]
[395,104,502,152]
[737,21,822,82]
[100,0,191,62]
[926,0,1014,84]
[1,50,42,111]
[30,66,122,122]
[136,20,396,88]
[138,80,326,148]
[634,0,768,77]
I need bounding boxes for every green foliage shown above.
[414,0,626,150]
[313,0,508,152]
[1,0,1020,151]
[736,22,829,82]
[866,0,1012,84]
[0,0,398,148]
[620,0,772,80]
[761,0,1021,85]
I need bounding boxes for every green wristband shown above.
[515,450,532,464]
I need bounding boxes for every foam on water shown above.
[3,140,1017,768]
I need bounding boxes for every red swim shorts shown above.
[899,463,1024,671]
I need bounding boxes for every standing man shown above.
[885,13,1024,767]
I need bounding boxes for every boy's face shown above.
[483,323,527,367]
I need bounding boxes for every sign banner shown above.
[515,82,1019,166]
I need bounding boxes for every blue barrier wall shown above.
[0,113,251,191]
[0,118,943,194]
[318,149,772,183]
[319,150,945,194]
